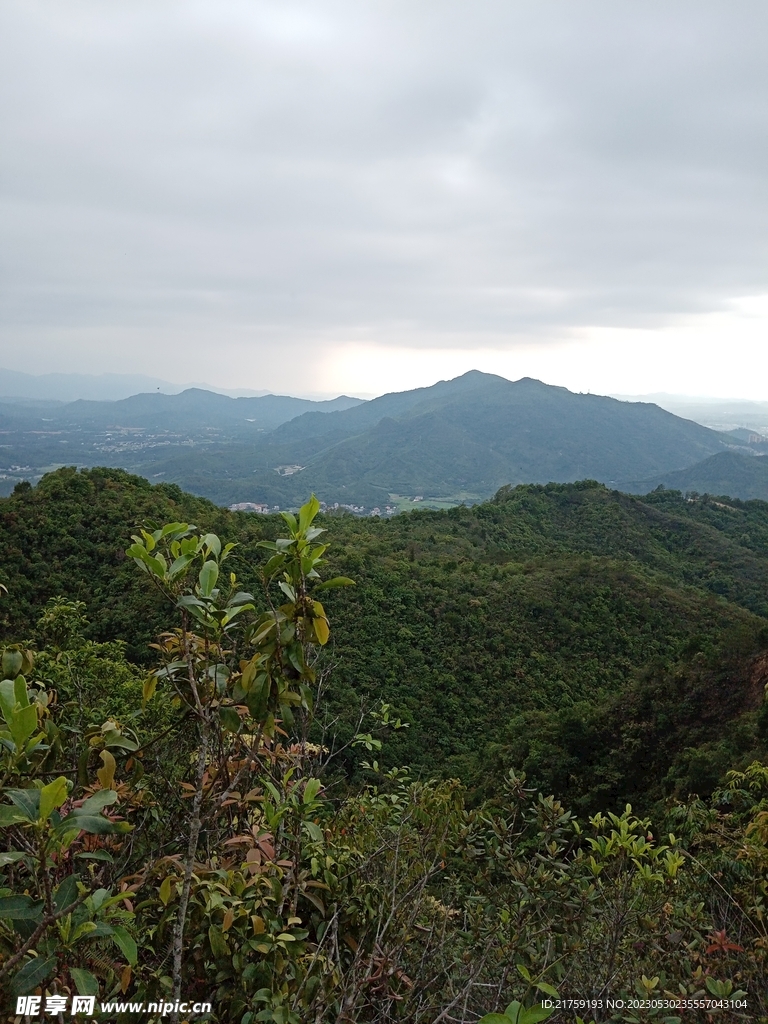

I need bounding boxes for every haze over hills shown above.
[0,367,328,402]
[0,387,365,495]
[49,389,364,431]
[4,369,768,505]
[614,393,768,434]
[0,368,199,401]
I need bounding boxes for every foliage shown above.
[1,490,767,1021]
[0,640,140,1004]
[3,470,768,815]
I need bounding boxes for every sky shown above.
[1,1,768,400]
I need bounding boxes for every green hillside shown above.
[2,468,767,812]
[625,450,768,500]
[2,468,768,1016]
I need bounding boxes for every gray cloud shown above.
[1,0,768,375]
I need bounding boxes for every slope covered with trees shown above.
[624,450,768,501]
[0,481,766,1021]
[1,468,768,815]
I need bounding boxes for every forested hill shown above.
[2,467,768,813]
[0,371,738,505]
[623,449,768,500]
[132,372,732,506]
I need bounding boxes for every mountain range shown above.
[47,388,364,431]
[0,367,350,402]
[2,370,768,505]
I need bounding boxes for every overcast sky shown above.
[2,1,768,398]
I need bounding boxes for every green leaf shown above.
[160,521,191,539]
[219,706,241,733]
[315,576,355,589]
[518,1007,554,1024]
[126,543,150,563]
[0,678,18,720]
[504,1003,524,1022]
[203,533,222,558]
[168,554,194,579]
[39,776,69,823]
[0,895,44,920]
[102,730,138,752]
[280,510,298,534]
[89,922,115,937]
[303,821,324,843]
[9,955,57,996]
[0,851,26,866]
[143,553,168,578]
[7,788,40,822]
[208,923,228,958]
[58,813,124,835]
[7,704,37,750]
[70,966,100,996]
[246,676,271,724]
[199,560,219,597]
[262,552,286,576]
[54,874,79,913]
[312,610,329,645]
[70,920,98,943]
[535,982,559,998]
[13,675,29,707]
[159,876,173,905]
[298,494,320,533]
[1,650,23,681]
[75,849,114,863]
[0,804,32,826]
[303,778,322,804]
[80,789,118,813]
[477,1016,514,1024]
[139,529,156,551]
[143,674,158,704]
[111,924,138,965]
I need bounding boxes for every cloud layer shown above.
[2,1,767,393]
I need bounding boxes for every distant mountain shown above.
[0,369,190,402]
[1,371,746,507]
[0,388,366,497]
[49,389,365,431]
[129,371,732,506]
[0,368,316,403]
[624,451,768,501]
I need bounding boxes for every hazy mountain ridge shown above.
[157,372,731,507]
[0,388,364,496]
[2,370,761,506]
[0,367,297,402]
[49,388,364,430]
